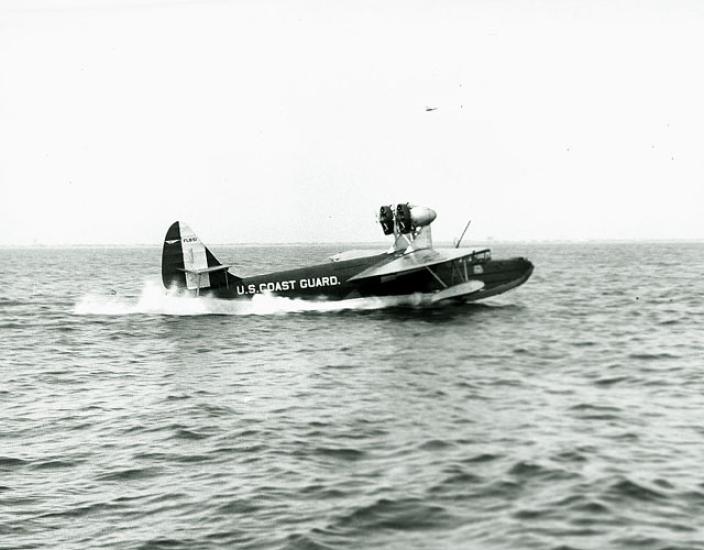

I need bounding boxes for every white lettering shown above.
[297,276,342,289]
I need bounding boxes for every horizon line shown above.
[2,237,704,248]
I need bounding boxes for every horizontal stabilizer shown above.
[177,265,232,275]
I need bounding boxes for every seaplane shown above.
[161,204,533,304]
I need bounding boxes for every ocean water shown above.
[1,242,704,550]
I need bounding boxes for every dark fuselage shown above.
[208,250,533,303]
[161,220,532,303]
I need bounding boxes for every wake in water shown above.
[72,281,434,316]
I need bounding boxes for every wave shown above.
[72,281,438,317]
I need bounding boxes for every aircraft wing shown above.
[348,248,472,281]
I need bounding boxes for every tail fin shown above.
[161,221,239,293]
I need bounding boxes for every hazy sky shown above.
[1,0,703,244]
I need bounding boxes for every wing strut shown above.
[425,266,448,288]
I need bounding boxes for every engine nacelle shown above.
[409,206,436,228]
[378,203,437,236]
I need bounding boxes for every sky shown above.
[1,0,703,245]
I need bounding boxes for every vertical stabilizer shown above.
[161,221,236,292]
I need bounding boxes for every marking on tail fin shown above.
[179,222,211,290]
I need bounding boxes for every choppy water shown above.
[2,242,704,550]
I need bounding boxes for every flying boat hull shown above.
[162,219,532,305]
